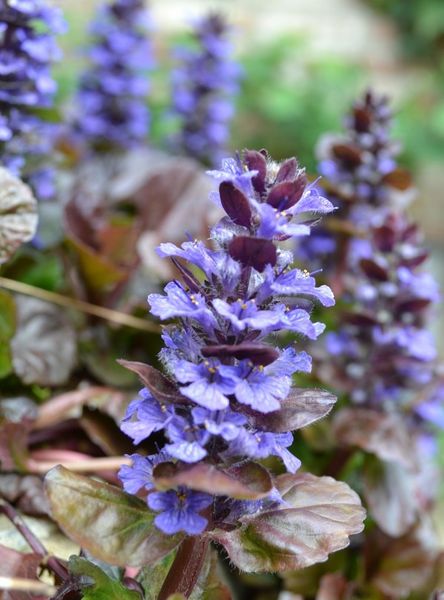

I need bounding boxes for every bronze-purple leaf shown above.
[117,360,188,405]
[219,181,252,228]
[359,259,388,282]
[0,397,37,471]
[153,461,273,500]
[275,158,298,183]
[371,527,437,597]
[396,298,431,314]
[266,179,306,210]
[399,252,428,269]
[202,343,279,366]
[11,297,77,386]
[244,149,267,193]
[249,388,337,433]
[210,472,365,573]
[228,237,277,272]
[373,224,396,252]
[332,144,362,167]
[353,107,372,133]
[332,408,417,469]
[171,257,201,293]
[0,543,42,595]
[363,456,417,537]
[343,311,378,327]
[382,168,413,191]
[316,573,352,600]
[45,466,183,567]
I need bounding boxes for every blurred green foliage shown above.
[365,0,444,63]
[231,36,362,172]
[57,7,444,175]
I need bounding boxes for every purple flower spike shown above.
[171,13,241,165]
[72,0,152,152]
[320,211,440,410]
[119,149,335,536]
[0,0,65,198]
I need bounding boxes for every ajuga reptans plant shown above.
[282,92,443,599]
[115,149,365,593]
[0,0,65,198]
[171,13,241,166]
[73,0,152,152]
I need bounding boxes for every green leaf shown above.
[138,551,176,600]
[0,290,16,378]
[66,236,126,295]
[45,466,184,567]
[210,473,365,573]
[69,556,141,600]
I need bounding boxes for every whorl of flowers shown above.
[73,0,152,152]
[322,212,440,409]
[171,13,241,166]
[118,149,336,536]
[0,0,65,199]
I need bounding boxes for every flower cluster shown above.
[323,212,439,409]
[73,0,152,152]
[0,0,65,199]
[171,13,241,166]
[119,149,335,535]
[297,91,413,269]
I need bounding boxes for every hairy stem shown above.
[0,499,68,581]
[158,536,210,600]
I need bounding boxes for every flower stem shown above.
[157,536,210,600]
[0,499,68,581]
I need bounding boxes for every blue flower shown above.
[175,359,236,410]
[120,389,174,444]
[148,488,213,535]
[165,415,210,463]
[268,268,335,307]
[149,282,217,332]
[229,362,291,413]
[119,453,160,494]
[191,406,246,441]
[226,429,301,473]
[212,298,282,333]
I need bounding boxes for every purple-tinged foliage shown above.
[118,149,341,537]
[321,212,439,410]
[73,0,152,152]
[171,13,241,165]
[0,0,65,198]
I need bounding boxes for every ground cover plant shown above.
[0,1,442,599]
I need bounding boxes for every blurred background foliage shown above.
[364,0,444,63]
[57,0,444,173]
